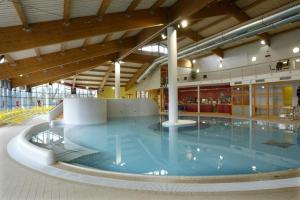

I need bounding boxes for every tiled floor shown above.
[0,118,300,200]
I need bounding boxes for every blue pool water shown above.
[30,116,300,176]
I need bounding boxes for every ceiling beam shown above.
[63,0,71,25]
[4,54,16,66]
[12,0,29,30]
[11,54,117,87]
[221,0,271,45]
[0,38,136,80]
[127,0,142,12]
[125,63,151,90]
[100,64,114,89]
[123,53,157,63]
[170,0,214,20]
[118,0,214,60]
[151,0,166,10]
[97,0,112,18]
[0,9,168,54]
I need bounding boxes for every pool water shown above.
[30,116,300,176]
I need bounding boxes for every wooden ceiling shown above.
[0,0,299,90]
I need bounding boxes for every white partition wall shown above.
[64,98,107,125]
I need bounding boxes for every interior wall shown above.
[193,29,300,73]
[99,86,137,99]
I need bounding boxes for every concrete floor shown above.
[0,118,300,200]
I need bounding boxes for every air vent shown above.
[255,79,265,83]
[280,76,291,80]
[234,81,242,85]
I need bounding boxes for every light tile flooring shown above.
[0,118,300,200]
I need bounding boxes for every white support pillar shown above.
[114,61,121,99]
[249,84,253,117]
[167,26,178,124]
[162,26,196,127]
[197,85,200,113]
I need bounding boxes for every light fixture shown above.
[192,59,196,64]
[196,148,200,152]
[161,33,166,40]
[177,24,181,29]
[112,86,115,90]
[251,56,257,62]
[196,69,200,73]
[261,85,265,89]
[0,55,5,64]
[86,86,89,89]
[19,74,23,77]
[219,60,223,68]
[237,87,240,91]
[180,19,188,28]
[252,165,257,171]
[60,80,64,84]
[260,40,266,45]
[293,46,300,54]
[296,58,300,62]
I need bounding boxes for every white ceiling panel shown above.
[161,0,177,7]
[88,35,106,45]
[136,0,156,10]
[106,0,132,14]
[21,0,63,23]
[70,0,102,18]
[67,38,85,49]
[0,0,22,27]
[8,49,36,60]
[39,43,61,55]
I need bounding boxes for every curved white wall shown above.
[64,98,107,125]
[107,99,159,118]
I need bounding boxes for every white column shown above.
[197,85,200,113]
[114,61,121,99]
[249,84,253,117]
[167,26,178,124]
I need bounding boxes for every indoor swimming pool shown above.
[29,116,300,176]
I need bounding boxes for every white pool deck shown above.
[0,117,300,199]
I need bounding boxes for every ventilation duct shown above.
[137,3,300,83]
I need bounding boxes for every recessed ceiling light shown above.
[161,33,166,40]
[260,40,266,45]
[293,47,299,54]
[180,19,188,28]
[192,59,196,64]
[60,80,64,84]
[86,86,89,89]
[19,74,23,77]
[196,69,200,73]
[262,85,265,89]
[112,86,115,90]
[251,56,257,62]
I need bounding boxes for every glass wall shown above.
[0,83,97,112]
[254,82,298,119]
[232,85,249,117]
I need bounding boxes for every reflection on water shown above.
[30,116,300,176]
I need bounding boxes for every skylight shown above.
[139,44,168,54]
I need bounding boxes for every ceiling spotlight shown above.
[251,56,257,62]
[86,86,89,89]
[112,86,115,90]
[192,59,196,64]
[19,74,23,77]
[293,46,299,54]
[262,85,265,89]
[260,40,266,45]
[180,19,188,28]
[196,69,200,73]
[219,62,223,68]
[60,80,64,84]
[161,33,167,40]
